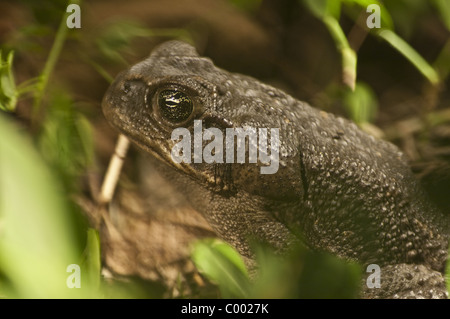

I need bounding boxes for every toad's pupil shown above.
[158,90,193,123]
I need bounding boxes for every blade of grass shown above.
[323,16,357,90]
[32,0,82,122]
[376,29,440,85]
[80,228,101,295]
[431,0,450,31]
[0,114,82,298]
[341,0,393,30]
[191,239,250,298]
[433,39,450,81]
[302,0,341,20]
[0,51,17,112]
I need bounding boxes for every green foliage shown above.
[0,1,199,299]
[80,229,102,295]
[0,114,92,298]
[0,50,42,113]
[302,0,357,90]
[0,51,17,112]
[19,0,69,26]
[301,0,447,121]
[325,17,358,90]
[253,244,361,298]
[302,0,341,19]
[227,0,262,13]
[375,29,440,85]
[431,0,450,31]
[342,0,393,29]
[95,20,193,66]
[433,40,450,81]
[1,0,448,300]
[343,81,377,124]
[192,239,362,299]
[38,92,94,191]
[0,0,101,298]
[32,0,81,118]
[191,239,251,298]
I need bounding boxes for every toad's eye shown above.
[157,89,193,123]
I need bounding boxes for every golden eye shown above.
[157,89,193,123]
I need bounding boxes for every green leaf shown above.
[228,0,262,13]
[96,20,193,65]
[80,229,101,295]
[74,114,95,169]
[0,51,17,112]
[191,239,250,298]
[431,0,450,31]
[302,0,341,19]
[322,16,357,90]
[302,1,359,90]
[343,81,378,124]
[342,0,393,30]
[250,243,362,298]
[31,0,79,118]
[38,92,94,191]
[433,39,450,81]
[376,29,440,85]
[0,113,82,298]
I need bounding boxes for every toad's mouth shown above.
[108,112,227,191]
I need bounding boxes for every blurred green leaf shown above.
[38,92,94,191]
[192,239,362,299]
[301,1,357,90]
[250,244,303,298]
[80,229,101,295]
[296,252,361,298]
[251,243,361,299]
[228,0,262,13]
[383,0,427,38]
[322,16,357,90]
[341,46,357,91]
[431,0,450,31]
[342,0,394,30]
[191,239,250,298]
[96,20,148,65]
[0,113,84,298]
[74,114,95,169]
[96,20,193,65]
[0,51,17,112]
[433,39,450,81]
[20,0,69,26]
[376,29,440,85]
[343,81,378,124]
[302,0,341,19]
[322,15,347,47]
[32,1,80,119]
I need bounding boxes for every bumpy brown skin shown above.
[102,41,449,298]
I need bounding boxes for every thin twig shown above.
[99,134,130,205]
